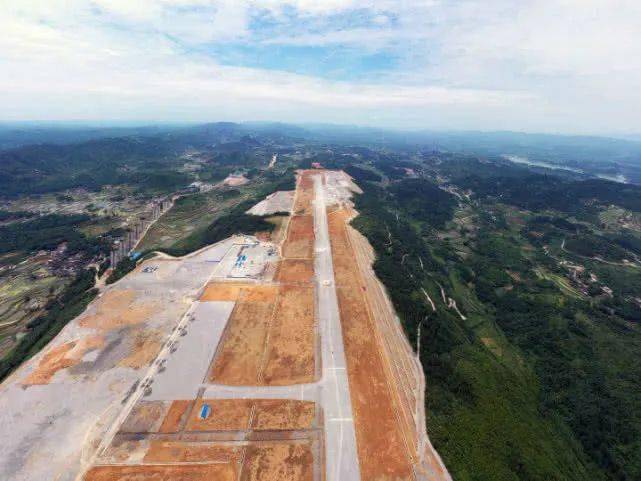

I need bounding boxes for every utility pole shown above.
[416,316,427,463]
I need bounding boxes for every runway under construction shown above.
[0,170,451,481]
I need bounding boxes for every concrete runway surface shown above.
[313,173,362,481]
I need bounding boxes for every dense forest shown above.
[348,162,641,481]
[454,167,641,214]
[0,213,106,256]
[0,124,279,198]
[388,178,457,228]
[343,164,383,183]
[0,136,196,196]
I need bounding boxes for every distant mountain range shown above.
[3,121,641,184]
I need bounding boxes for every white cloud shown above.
[0,0,640,133]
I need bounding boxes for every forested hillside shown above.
[346,156,641,481]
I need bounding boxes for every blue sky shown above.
[1,1,640,134]
[208,44,398,81]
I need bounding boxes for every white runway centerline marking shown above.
[313,173,361,481]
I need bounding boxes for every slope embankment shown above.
[325,169,451,481]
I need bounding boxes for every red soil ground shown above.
[328,208,415,481]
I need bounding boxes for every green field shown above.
[136,189,247,252]
[0,253,66,358]
[137,174,296,255]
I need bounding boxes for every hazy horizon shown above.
[2,120,641,142]
[2,1,641,136]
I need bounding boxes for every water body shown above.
[595,173,628,183]
[502,154,584,173]
[502,155,628,184]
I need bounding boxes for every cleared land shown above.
[209,285,279,385]
[22,335,104,385]
[186,398,253,431]
[0,241,236,481]
[282,175,315,260]
[328,208,415,481]
[293,175,314,216]
[92,441,315,481]
[184,399,316,432]
[159,400,193,433]
[262,285,315,385]
[208,284,316,386]
[118,399,317,434]
[79,289,159,331]
[281,215,314,259]
[242,442,314,481]
[347,223,451,481]
[251,399,316,431]
[201,282,255,302]
[144,442,242,464]
[247,190,294,216]
[208,173,318,386]
[83,173,321,480]
[84,464,238,481]
[275,259,314,284]
[13,169,445,481]
[92,396,318,481]
[120,400,168,433]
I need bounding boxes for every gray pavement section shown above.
[195,173,362,481]
[146,301,235,401]
[0,239,237,481]
[202,383,321,401]
[313,174,362,481]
